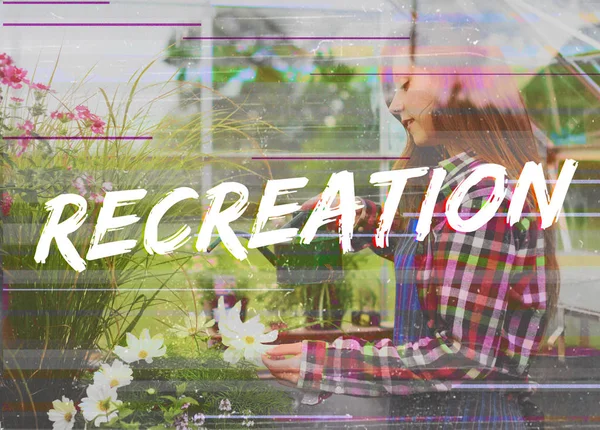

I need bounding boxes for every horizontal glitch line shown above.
[251,156,410,160]
[3,288,294,292]
[312,72,600,76]
[4,136,152,140]
[2,1,109,3]
[183,36,409,40]
[3,22,201,26]
[453,383,600,390]
[403,212,600,217]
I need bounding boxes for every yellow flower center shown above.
[64,412,73,422]
[110,378,119,388]
[188,327,198,335]
[98,399,111,412]
[138,350,148,359]
[244,336,255,345]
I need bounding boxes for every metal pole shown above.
[200,3,214,212]
[378,8,390,322]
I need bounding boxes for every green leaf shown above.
[120,421,140,430]
[100,415,121,427]
[178,396,199,406]
[175,382,187,397]
[119,408,134,419]
[159,395,178,404]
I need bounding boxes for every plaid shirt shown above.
[298,150,548,397]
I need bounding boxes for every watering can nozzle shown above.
[206,230,278,267]
[206,211,310,254]
[204,211,343,285]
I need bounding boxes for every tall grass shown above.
[0,50,279,428]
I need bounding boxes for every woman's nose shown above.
[388,94,404,116]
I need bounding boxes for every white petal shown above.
[223,347,243,364]
[113,346,137,364]
[47,410,64,422]
[259,330,278,343]
[140,328,151,340]
[125,332,139,349]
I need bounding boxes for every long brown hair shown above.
[382,44,560,323]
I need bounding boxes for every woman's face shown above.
[387,67,438,147]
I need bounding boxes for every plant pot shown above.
[302,283,346,330]
[269,321,288,331]
[305,308,345,330]
[273,236,343,286]
[351,311,381,327]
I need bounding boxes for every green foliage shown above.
[108,352,293,429]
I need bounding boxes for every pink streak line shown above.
[251,156,410,160]
[3,22,200,26]
[4,136,152,140]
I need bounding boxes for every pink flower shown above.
[89,192,104,203]
[73,176,88,196]
[29,82,51,91]
[75,105,92,119]
[15,137,30,157]
[51,111,76,123]
[0,53,13,67]
[14,121,34,157]
[72,174,110,203]
[74,105,106,134]
[17,120,34,133]
[89,116,105,135]
[10,97,24,103]
[0,65,28,89]
[2,192,13,217]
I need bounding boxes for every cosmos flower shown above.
[17,120,34,133]
[51,111,76,122]
[169,311,215,338]
[0,65,28,89]
[47,396,76,430]
[0,53,13,67]
[79,384,122,427]
[93,359,133,389]
[114,328,166,364]
[217,297,277,365]
[29,82,51,91]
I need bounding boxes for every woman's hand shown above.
[262,342,303,386]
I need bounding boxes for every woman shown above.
[263,43,559,428]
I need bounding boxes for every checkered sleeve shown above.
[298,180,545,397]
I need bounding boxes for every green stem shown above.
[193,336,202,359]
[318,284,325,327]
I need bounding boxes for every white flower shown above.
[218,398,232,412]
[114,328,166,364]
[47,396,76,430]
[217,297,278,365]
[242,410,255,427]
[79,384,122,427]
[324,115,336,128]
[192,412,205,426]
[169,311,215,338]
[93,359,133,389]
[331,99,344,113]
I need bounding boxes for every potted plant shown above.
[351,286,381,327]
